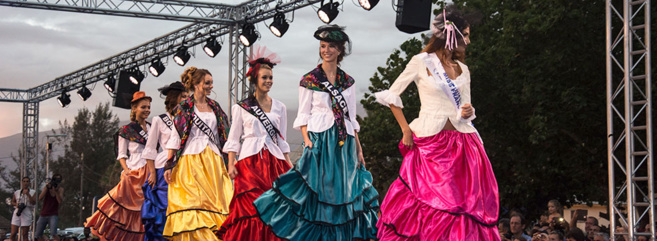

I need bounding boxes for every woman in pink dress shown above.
[374,7,500,241]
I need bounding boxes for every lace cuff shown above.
[293,114,311,130]
[222,140,241,154]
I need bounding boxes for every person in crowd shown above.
[0,229,6,241]
[85,91,152,240]
[141,81,189,241]
[35,174,64,241]
[549,231,564,241]
[163,67,233,240]
[510,214,532,241]
[565,227,586,241]
[373,5,499,240]
[499,218,512,240]
[592,232,609,241]
[10,177,36,241]
[586,224,600,241]
[253,25,379,240]
[547,200,563,220]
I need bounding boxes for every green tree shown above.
[360,0,610,220]
[51,102,120,227]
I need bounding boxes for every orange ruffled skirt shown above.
[163,146,234,241]
[85,165,148,241]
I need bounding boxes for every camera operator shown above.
[35,174,64,241]
[9,177,36,241]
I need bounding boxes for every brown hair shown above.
[319,41,347,64]
[164,89,184,114]
[248,64,272,98]
[181,67,212,91]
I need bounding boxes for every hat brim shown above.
[131,96,152,103]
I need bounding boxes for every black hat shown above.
[313,25,349,42]
[158,81,186,96]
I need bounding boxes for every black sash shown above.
[192,114,220,147]
[318,79,350,119]
[160,114,173,130]
[239,99,283,145]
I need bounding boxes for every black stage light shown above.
[57,90,71,107]
[359,0,379,10]
[203,37,222,58]
[129,67,145,85]
[173,46,191,66]
[317,0,339,23]
[239,23,258,47]
[77,85,92,101]
[269,12,290,37]
[104,74,116,92]
[149,58,166,77]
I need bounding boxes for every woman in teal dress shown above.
[253,25,379,240]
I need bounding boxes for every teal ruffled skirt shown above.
[253,125,380,240]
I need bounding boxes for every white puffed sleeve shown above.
[293,87,313,130]
[116,136,129,160]
[277,102,291,153]
[374,55,421,108]
[223,104,243,154]
[456,65,477,122]
[346,86,360,132]
[142,119,161,161]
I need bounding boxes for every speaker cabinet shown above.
[112,70,141,109]
[395,0,432,34]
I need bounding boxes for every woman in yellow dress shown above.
[163,67,234,240]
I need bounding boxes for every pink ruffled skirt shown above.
[377,130,500,241]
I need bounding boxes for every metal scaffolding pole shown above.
[607,0,653,240]
[228,24,250,115]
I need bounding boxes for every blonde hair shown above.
[130,99,150,122]
[181,67,212,91]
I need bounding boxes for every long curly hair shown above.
[180,67,212,91]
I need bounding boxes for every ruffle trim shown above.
[374,90,404,108]
[163,208,227,237]
[253,170,379,240]
[87,204,145,241]
[292,113,311,130]
[377,177,499,240]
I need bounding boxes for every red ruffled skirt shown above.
[216,148,292,241]
[85,165,147,241]
[377,130,500,241]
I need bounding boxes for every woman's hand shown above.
[164,170,172,184]
[461,103,474,119]
[228,163,238,180]
[402,128,414,148]
[303,138,313,149]
[147,173,157,187]
[358,150,366,168]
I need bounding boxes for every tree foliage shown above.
[360,0,610,220]
[50,102,120,227]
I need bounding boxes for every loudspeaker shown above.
[395,0,432,34]
[112,70,141,109]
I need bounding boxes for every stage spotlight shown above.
[149,58,166,77]
[173,46,191,66]
[358,0,379,10]
[203,37,222,58]
[77,85,92,101]
[239,23,258,47]
[104,74,116,92]
[129,67,145,85]
[269,12,289,37]
[57,90,71,107]
[317,0,339,23]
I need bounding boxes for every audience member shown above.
[510,214,532,241]
[548,231,564,241]
[565,227,586,241]
[592,232,610,241]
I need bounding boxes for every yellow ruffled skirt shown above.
[163,146,234,241]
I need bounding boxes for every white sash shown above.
[420,52,483,143]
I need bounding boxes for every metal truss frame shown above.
[606,0,653,239]
[228,24,250,115]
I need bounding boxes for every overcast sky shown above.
[0,1,427,138]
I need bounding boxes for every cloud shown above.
[0,2,427,137]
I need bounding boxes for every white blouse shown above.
[374,54,477,137]
[142,113,176,169]
[166,107,222,156]
[223,99,291,161]
[116,123,150,170]
[292,85,360,135]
